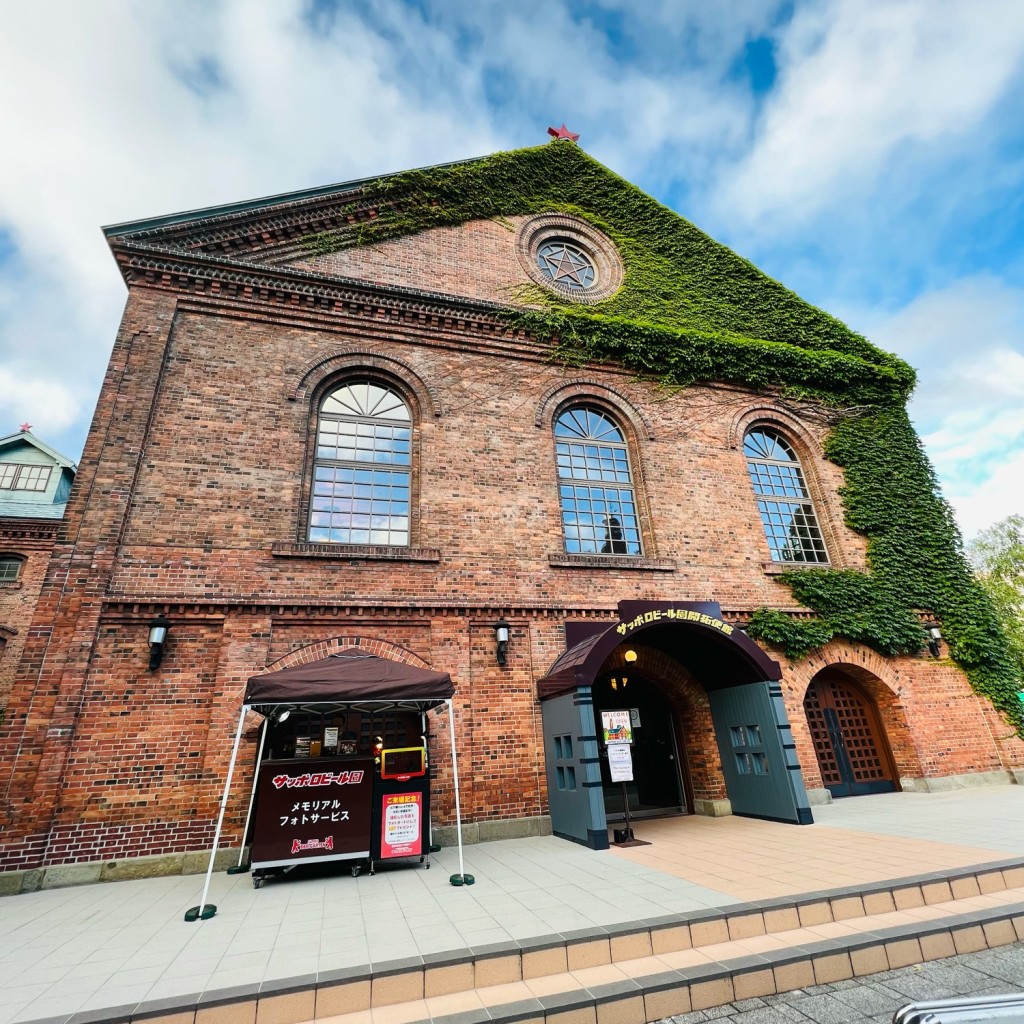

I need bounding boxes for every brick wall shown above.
[1,215,1019,876]
[0,521,56,708]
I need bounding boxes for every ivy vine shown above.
[301,142,1023,735]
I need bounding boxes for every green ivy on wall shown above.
[752,408,1024,730]
[302,142,1024,735]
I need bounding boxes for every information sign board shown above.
[251,757,373,868]
[608,743,634,782]
[601,709,633,745]
[379,792,423,859]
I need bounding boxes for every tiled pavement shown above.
[659,940,1024,1024]
[1,787,1023,1024]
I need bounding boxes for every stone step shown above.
[49,857,1023,1024]
[304,860,1024,1015]
[307,891,1024,1024]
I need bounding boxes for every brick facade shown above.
[0,519,57,708]
[1,165,1021,882]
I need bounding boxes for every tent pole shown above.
[447,698,472,885]
[234,716,266,869]
[186,704,248,921]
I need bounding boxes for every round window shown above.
[536,240,597,290]
[516,214,623,303]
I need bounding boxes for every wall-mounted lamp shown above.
[494,618,510,666]
[610,676,628,691]
[624,649,637,663]
[148,614,171,671]
[924,621,943,658]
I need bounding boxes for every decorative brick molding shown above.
[288,348,441,416]
[271,542,441,563]
[547,553,676,571]
[534,378,657,439]
[264,634,432,672]
[514,213,624,303]
[728,402,828,456]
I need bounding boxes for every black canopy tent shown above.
[189,650,467,921]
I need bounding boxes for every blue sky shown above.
[1,0,1023,539]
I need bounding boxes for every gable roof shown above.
[0,430,77,470]
[102,143,914,407]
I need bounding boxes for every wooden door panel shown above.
[804,676,896,797]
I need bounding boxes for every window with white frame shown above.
[555,406,642,556]
[744,428,829,563]
[309,381,412,546]
[0,556,24,582]
[0,464,51,491]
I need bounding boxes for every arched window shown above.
[555,406,641,556]
[0,555,24,582]
[744,428,829,563]
[309,381,411,546]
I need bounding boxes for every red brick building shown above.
[1,144,1021,891]
[0,428,76,715]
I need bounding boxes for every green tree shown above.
[968,515,1024,676]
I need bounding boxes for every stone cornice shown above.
[109,185,399,263]
[98,599,814,623]
[0,519,60,546]
[111,240,526,331]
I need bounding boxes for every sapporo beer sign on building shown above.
[616,606,734,636]
[252,758,374,864]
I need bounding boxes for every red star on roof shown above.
[19,422,32,432]
[547,123,580,143]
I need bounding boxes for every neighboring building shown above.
[1,141,1021,888]
[0,427,76,713]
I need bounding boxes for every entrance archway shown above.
[804,669,899,797]
[538,600,814,848]
[591,670,687,820]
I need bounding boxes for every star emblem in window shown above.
[537,241,596,289]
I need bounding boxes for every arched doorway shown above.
[804,669,898,797]
[591,671,687,820]
[538,600,815,848]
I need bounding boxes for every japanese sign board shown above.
[615,606,734,637]
[251,757,373,868]
[601,709,633,745]
[379,792,423,859]
[608,743,634,782]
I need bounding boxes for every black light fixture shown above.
[494,618,511,666]
[148,614,171,671]
[924,621,942,658]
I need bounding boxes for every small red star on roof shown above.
[19,422,32,432]
[547,123,580,143]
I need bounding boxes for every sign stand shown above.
[603,714,638,846]
[619,781,634,843]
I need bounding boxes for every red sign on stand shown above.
[379,792,422,859]
[251,757,374,868]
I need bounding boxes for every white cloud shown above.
[0,0,762,456]
[1,0,1023,548]
[847,275,1024,539]
[851,275,1024,431]
[940,448,1024,541]
[0,367,82,440]
[714,0,1024,231]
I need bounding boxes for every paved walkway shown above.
[1,788,1023,1024]
[659,940,1024,1024]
